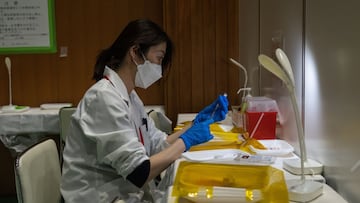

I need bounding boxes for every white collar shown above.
[103,66,130,104]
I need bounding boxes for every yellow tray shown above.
[175,123,267,153]
[174,122,245,133]
[172,161,289,203]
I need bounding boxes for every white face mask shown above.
[134,57,162,89]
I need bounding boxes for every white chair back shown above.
[148,109,172,134]
[15,138,61,203]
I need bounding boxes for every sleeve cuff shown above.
[126,159,150,188]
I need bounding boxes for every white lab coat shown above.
[61,67,170,203]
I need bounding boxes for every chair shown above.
[14,138,61,203]
[148,109,172,134]
[59,107,76,162]
[59,107,77,142]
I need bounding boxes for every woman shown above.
[61,19,228,203]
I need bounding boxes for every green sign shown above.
[0,0,56,54]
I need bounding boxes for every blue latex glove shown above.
[194,94,229,124]
[179,119,214,151]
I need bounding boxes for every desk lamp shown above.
[275,48,323,176]
[1,57,16,112]
[258,53,323,202]
[229,58,250,100]
[229,58,251,128]
[2,57,29,113]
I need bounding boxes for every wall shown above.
[0,0,164,196]
[163,0,240,123]
[305,1,360,202]
[239,0,304,152]
[239,0,360,202]
[0,0,164,108]
[1,0,241,125]
[258,0,304,150]
[0,0,241,195]
[238,0,260,95]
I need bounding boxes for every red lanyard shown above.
[103,75,114,86]
[138,128,144,145]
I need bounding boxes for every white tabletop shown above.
[0,107,60,135]
[176,113,197,124]
[0,107,61,153]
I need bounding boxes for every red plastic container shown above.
[246,111,277,140]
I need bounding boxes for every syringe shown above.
[211,93,228,119]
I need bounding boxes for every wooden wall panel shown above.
[0,0,164,196]
[0,0,240,124]
[0,0,241,195]
[176,0,192,113]
[203,0,217,106]
[190,0,204,111]
[164,0,240,124]
[0,0,164,108]
[163,0,179,125]
[227,0,241,102]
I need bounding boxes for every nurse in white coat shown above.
[61,19,228,203]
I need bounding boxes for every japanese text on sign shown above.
[0,0,51,48]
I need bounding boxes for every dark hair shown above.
[93,19,173,81]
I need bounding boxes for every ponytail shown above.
[93,19,173,81]
[93,48,112,81]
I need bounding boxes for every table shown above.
[166,156,348,203]
[0,108,60,153]
[166,183,348,203]
[176,113,197,124]
[177,112,235,126]
[0,105,161,153]
[166,113,349,202]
